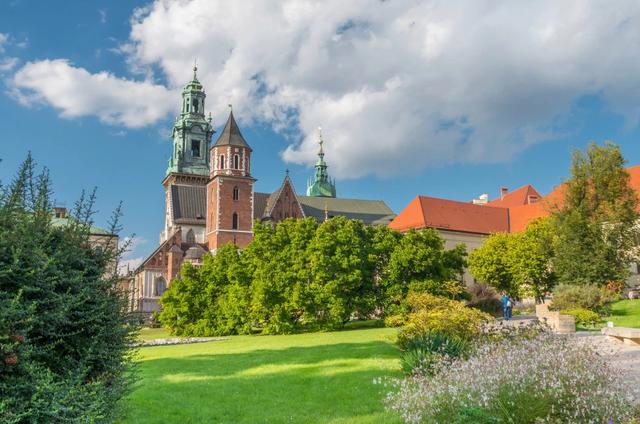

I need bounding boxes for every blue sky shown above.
[2,1,640,268]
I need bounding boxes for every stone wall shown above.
[535,303,575,333]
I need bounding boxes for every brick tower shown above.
[206,110,255,251]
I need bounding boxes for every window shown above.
[154,277,167,297]
[232,212,239,230]
[234,154,240,169]
[192,98,199,113]
[219,155,225,169]
[233,186,239,201]
[191,140,201,158]
[186,229,195,244]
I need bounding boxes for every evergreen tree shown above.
[0,155,137,423]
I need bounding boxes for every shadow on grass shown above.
[123,341,402,424]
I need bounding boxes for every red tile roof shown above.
[487,185,542,208]
[389,196,510,235]
[391,166,640,235]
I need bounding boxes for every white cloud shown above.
[0,33,8,53]
[11,59,176,128]
[0,57,18,73]
[9,1,640,177]
[118,236,147,275]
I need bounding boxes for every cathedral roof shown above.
[297,196,395,226]
[171,185,206,225]
[213,111,251,150]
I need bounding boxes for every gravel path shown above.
[572,332,640,403]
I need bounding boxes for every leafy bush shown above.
[605,280,626,295]
[550,283,616,314]
[466,282,502,317]
[385,332,637,423]
[400,332,470,376]
[384,314,405,327]
[397,293,491,349]
[562,307,600,325]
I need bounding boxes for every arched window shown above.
[219,155,225,169]
[186,229,195,244]
[234,154,240,169]
[154,277,167,297]
[233,186,239,201]
[232,212,239,230]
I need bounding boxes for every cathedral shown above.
[132,67,396,313]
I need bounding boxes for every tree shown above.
[552,142,639,286]
[383,228,467,314]
[469,219,556,301]
[0,155,137,422]
[468,232,516,296]
[510,218,556,302]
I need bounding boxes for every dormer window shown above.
[191,140,201,158]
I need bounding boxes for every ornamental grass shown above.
[384,331,638,423]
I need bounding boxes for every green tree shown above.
[468,232,516,296]
[383,228,467,314]
[552,142,639,285]
[510,218,556,302]
[305,217,376,328]
[0,155,137,423]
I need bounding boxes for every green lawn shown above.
[137,327,171,341]
[603,299,640,328]
[122,327,402,424]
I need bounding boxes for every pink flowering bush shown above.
[384,332,638,423]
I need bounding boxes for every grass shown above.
[602,299,640,328]
[138,327,171,341]
[122,327,402,424]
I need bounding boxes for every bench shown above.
[601,327,640,346]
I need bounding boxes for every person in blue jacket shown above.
[501,293,513,320]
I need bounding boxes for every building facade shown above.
[131,68,395,313]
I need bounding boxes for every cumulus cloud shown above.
[11,59,175,128]
[118,236,147,275]
[9,1,640,177]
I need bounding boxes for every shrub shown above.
[605,280,626,295]
[385,332,637,423]
[397,293,491,349]
[466,282,502,317]
[0,156,137,422]
[400,332,470,376]
[562,307,600,325]
[384,314,405,328]
[550,283,615,314]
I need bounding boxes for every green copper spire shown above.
[306,128,337,198]
[166,63,214,176]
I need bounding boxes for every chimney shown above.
[500,187,509,199]
[53,207,68,219]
